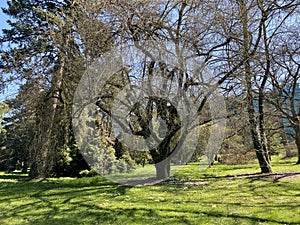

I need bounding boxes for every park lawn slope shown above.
[0,159,300,225]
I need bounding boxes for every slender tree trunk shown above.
[294,123,300,164]
[29,32,71,178]
[247,104,272,173]
[240,0,271,173]
[295,137,300,164]
[258,6,272,165]
[31,72,64,178]
[279,117,290,157]
[21,162,28,174]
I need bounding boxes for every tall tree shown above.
[225,0,299,173]
[85,0,261,179]
[1,0,84,177]
[3,80,41,172]
[269,13,300,163]
[0,0,120,178]
[238,0,272,173]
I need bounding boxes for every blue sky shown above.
[0,1,19,102]
[0,1,9,35]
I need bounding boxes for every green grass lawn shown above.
[0,157,300,225]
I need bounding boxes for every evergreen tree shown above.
[0,0,88,177]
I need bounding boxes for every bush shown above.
[219,151,257,165]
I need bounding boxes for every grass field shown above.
[0,156,300,225]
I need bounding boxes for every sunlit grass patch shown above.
[0,159,300,225]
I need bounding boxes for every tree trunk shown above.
[29,25,73,179]
[255,147,272,173]
[21,162,28,174]
[295,138,300,164]
[155,160,170,180]
[284,143,292,158]
[294,123,300,164]
[279,118,291,157]
[240,0,272,174]
[29,162,38,178]
[249,117,272,173]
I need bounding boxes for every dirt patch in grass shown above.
[160,172,300,187]
[231,172,300,182]
[157,177,207,188]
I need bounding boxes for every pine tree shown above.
[0,0,118,178]
[0,0,86,178]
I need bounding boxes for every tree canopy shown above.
[1,0,300,181]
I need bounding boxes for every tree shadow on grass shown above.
[0,175,132,208]
[192,172,300,182]
[0,171,28,181]
[0,176,137,224]
[13,202,299,225]
[244,172,300,182]
[1,172,300,224]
